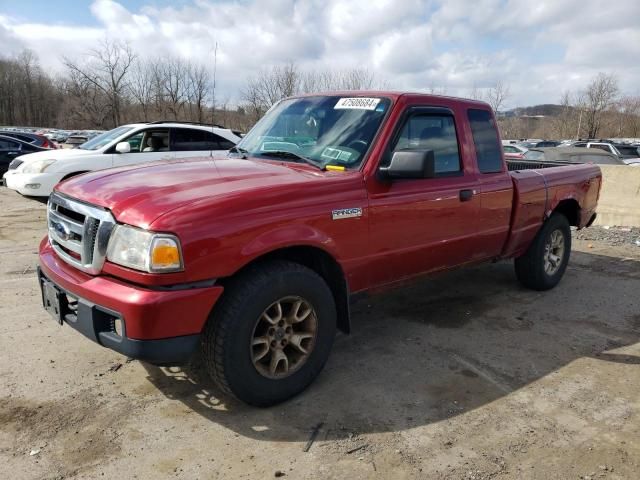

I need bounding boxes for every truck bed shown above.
[502,161,602,258]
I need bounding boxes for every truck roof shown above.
[290,90,492,109]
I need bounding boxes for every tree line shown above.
[0,41,638,139]
[0,41,383,133]
[493,74,640,140]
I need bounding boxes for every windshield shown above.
[235,96,391,169]
[79,126,134,151]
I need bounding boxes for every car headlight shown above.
[22,159,56,174]
[106,225,183,273]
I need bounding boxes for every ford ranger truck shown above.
[38,93,602,406]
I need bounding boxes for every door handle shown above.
[459,189,475,202]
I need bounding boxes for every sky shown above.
[0,0,638,108]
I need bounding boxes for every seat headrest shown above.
[148,136,162,149]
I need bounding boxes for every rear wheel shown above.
[201,260,336,406]
[515,213,571,291]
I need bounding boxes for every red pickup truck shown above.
[38,92,601,406]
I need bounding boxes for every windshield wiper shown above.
[229,146,249,158]
[257,150,322,169]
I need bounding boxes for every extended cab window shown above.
[392,113,461,174]
[468,109,503,173]
[172,128,235,151]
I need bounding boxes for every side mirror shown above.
[115,142,131,154]
[379,150,436,179]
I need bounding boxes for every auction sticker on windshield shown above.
[334,97,381,110]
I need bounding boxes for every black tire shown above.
[201,260,337,407]
[514,213,571,291]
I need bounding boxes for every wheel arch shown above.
[60,171,90,182]
[219,245,351,334]
[551,198,580,226]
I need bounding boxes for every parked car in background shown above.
[0,134,50,177]
[533,141,561,147]
[61,135,89,149]
[612,144,640,160]
[0,130,57,149]
[503,144,528,159]
[3,122,240,197]
[519,147,625,166]
[516,139,544,149]
[568,141,639,160]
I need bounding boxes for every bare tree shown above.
[185,62,210,124]
[62,39,136,127]
[0,50,61,126]
[128,59,155,122]
[582,72,619,139]
[469,84,483,101]
[242,63,300,120]
[553,90,574,139]
[486,80,510,113]
[616,96,640,137]
[62,68,111,128]
[157,57,188,120]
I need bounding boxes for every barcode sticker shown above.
[334,97,381,110]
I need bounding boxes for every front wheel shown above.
[515,213,571,291]
[201,260,336,406]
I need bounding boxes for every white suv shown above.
[3,122,240,197]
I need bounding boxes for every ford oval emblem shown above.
[52,221,71,241]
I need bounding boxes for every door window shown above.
[120,129,169,153]
[468,109,503,173]
[0,139,20,150]
[172,128,235,151]
[391,113,462,174]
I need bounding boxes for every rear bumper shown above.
[38,238,223,364]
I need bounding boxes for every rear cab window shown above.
[467,109,503,173]
[389,109,462,175]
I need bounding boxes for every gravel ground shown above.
[574,226,640,247]
[1,187,639,480]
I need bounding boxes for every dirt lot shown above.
[0,187,639,480]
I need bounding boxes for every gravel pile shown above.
[574,225,640,247]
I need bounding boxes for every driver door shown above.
[367,108,481,287]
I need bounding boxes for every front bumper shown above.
[3,171,62,196]
[38,238,223,364]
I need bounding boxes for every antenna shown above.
[210,41,218,158]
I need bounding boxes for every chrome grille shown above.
[47,193,115,274]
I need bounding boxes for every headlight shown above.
[22,159,56,173]
[106,225,183,273]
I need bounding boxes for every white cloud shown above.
[0,0,638,107]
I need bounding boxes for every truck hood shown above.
[56,157,328,227]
